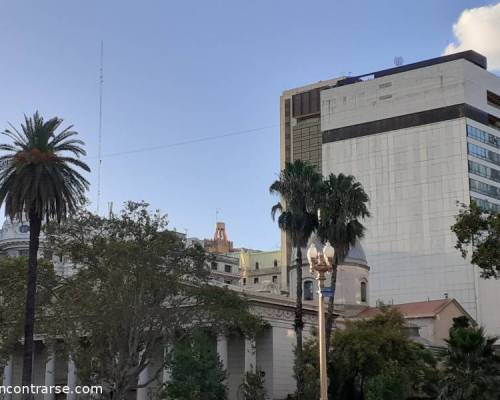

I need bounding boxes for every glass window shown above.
[304,281,314,301]
[224,264,232,273]
[272,275,278,283]
[360,281,367,303]
[274,259,278,267]
[471,197,500,213]
[469,178,500,201]
[254,277,259,284]
[468,143,500,167]
[467,125,500,149]
[487,90,500,110]
[469,160,500,184]
[255,262,259,270]
[243,278,246,286]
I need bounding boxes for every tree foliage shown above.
[439,318,500,400]
[270,160,322,399]
[46,201,264,400]
[316,173,370,353]
[451,201,500,279]
[239,369,268,400]
[0,112,89,391]
[0,257,58,365]
[300,309,438,400]
[167,330,227,400]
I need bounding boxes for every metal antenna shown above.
[97,40,104,214]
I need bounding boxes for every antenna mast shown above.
[97,41,104,214]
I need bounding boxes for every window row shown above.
[467,124,500,149]
[471,197,500,213]
[468,160,500,184]
[468,143,500,167]
[469,178,500,201]
[210,262,235,273]
[242,275,278,285]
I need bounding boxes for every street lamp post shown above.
[307,242,335,400]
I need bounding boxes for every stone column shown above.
[136,364,150,400]
[2,356,13,400]
[244,338,256,373]
[44,345,56,400]
[162,346,170,385]
[216,335,228,371]
[67,357,77,400]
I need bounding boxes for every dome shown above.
[343,240,369,269]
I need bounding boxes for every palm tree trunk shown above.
[295,247,304,399]
[325,261,338,355]
[21,211,42,398]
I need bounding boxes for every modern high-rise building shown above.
[280,50,500,335]
[279,77,344,280]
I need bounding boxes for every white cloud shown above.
[444,2,500,71]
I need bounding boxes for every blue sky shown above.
[0,0,496,249]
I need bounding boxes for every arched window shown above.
[304,281,314,301]
[360,281,367,303]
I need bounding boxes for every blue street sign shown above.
[321,287,334,298]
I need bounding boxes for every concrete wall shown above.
[271,324,296,399]
[321,58,500,336]
[227,336,244,400]
[321,60,468,131]
[256,328,274,398]
[323,118,478,318]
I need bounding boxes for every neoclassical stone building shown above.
[0,219,370,400]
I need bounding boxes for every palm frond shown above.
[0,113,90,222]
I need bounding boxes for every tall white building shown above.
[318,50,500,335]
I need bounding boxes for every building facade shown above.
[280,50,500,336]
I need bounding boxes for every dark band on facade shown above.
[322,103,488,144]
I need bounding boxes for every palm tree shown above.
[439,324,500,400]
[316,173,370,353]
[0,112,90,393]
[270,160,322,399]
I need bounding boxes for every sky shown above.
[1,0,499,250]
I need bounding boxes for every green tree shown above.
[0,112,89,392]
[451,201,500,279]
[300,329,320,400]
[316,173,370,352]
[0,257,58,365]
[47,202,263,400]
[167,330,227,400]
[239,369,268,400]
[304,309,438,400]
[439,320,500,400]
[270,160,322,399]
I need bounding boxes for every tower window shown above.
[360,281,367,303]
[487,90,500,110]
[304,281,314,301]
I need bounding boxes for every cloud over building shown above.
[444,2,500,71]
